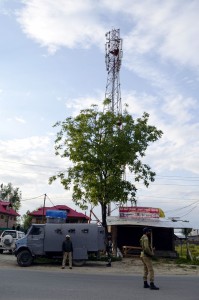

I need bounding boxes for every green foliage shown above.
[181,228,192,237]
[0,183,22,212]
[49,103,163,227]
[176,243,199,264]
[21,210,32,231]
[175,257,199,266]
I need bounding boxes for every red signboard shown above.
[119,207,160,219]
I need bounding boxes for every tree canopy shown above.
[0,183,22,212]
[21,210,32,231]
[49,103,163,228]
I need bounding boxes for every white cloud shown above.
[16,0,199,91]
[0,136,66,193]
[104,0,199,67]
[123,90,199,175]
[15,117,26,124]
[17,0,107,53]
[65,94,103,116]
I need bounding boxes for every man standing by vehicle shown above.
[140,227,159,290]
[61,235,73,269]
[106,234,112,267]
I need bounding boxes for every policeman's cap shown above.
[143,227,152,234]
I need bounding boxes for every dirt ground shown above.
[0,253,199,276]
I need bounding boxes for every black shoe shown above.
[144,281,150,288]
[106,263,111,267]
[150,282,159,290]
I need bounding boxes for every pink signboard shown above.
[119,207,160,219]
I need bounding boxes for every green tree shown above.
[182,228,193,260]
[21,210,32,232]
[49,103,163,229]
[0,183,22,212]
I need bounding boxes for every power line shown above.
[137,194,199,202]
[0,159,63,170]
[127,173,199,180]
[164,199,199,213]
[21,194,45,201]
[46,194,56,207]
[177,205,199,218]
[1,159,199,183]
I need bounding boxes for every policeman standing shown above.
[106,234,112,267]
[140,227,159,290]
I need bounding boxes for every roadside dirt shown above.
[0,253,199,276]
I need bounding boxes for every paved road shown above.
[0,267,198,300]
[0,253,198,300]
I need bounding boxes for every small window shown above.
[68,229,76,234]
[2,231,16,238]
[30,227,42,235]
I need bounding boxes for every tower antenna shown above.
[104,29,123,216]
[104,29,123,115]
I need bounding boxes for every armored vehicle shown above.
[14,223,105,267]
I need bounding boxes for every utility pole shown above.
[42,193,47,224]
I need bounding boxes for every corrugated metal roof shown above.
[29,205,89,220]
[107,216,193,229]
[0,200,20,216]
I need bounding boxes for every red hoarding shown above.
[119,207,159,219]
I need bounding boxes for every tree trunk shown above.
[101,203,108,234]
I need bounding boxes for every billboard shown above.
[119,207,160,219]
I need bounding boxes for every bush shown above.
[175,243,199,264]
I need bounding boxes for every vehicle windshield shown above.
[2,231,17,238]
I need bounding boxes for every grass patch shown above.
[175,243,199,265]
[175,257,199,266]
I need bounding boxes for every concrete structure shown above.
[107,215,193,258]
[0,200,20,231]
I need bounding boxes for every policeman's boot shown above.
[143,281,150,288]
[150,282,159,290]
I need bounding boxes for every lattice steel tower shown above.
[104,29,123,217]
[105,29,123,115]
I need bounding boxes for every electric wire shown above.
[46,194,56,207]
[21,194,45,202]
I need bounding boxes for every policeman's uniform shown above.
[140,227,159,290]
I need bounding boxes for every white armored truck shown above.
[14,223,105,267]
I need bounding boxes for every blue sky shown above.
[0,0,199,228]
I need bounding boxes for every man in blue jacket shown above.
[61,235,73,269]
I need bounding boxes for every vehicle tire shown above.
[17,250,33,267]
[72,259,86,267]
[2,235,13,246]
[0,249,3,254]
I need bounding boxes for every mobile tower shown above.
[105,29,123,115]
[104,29,123,216]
